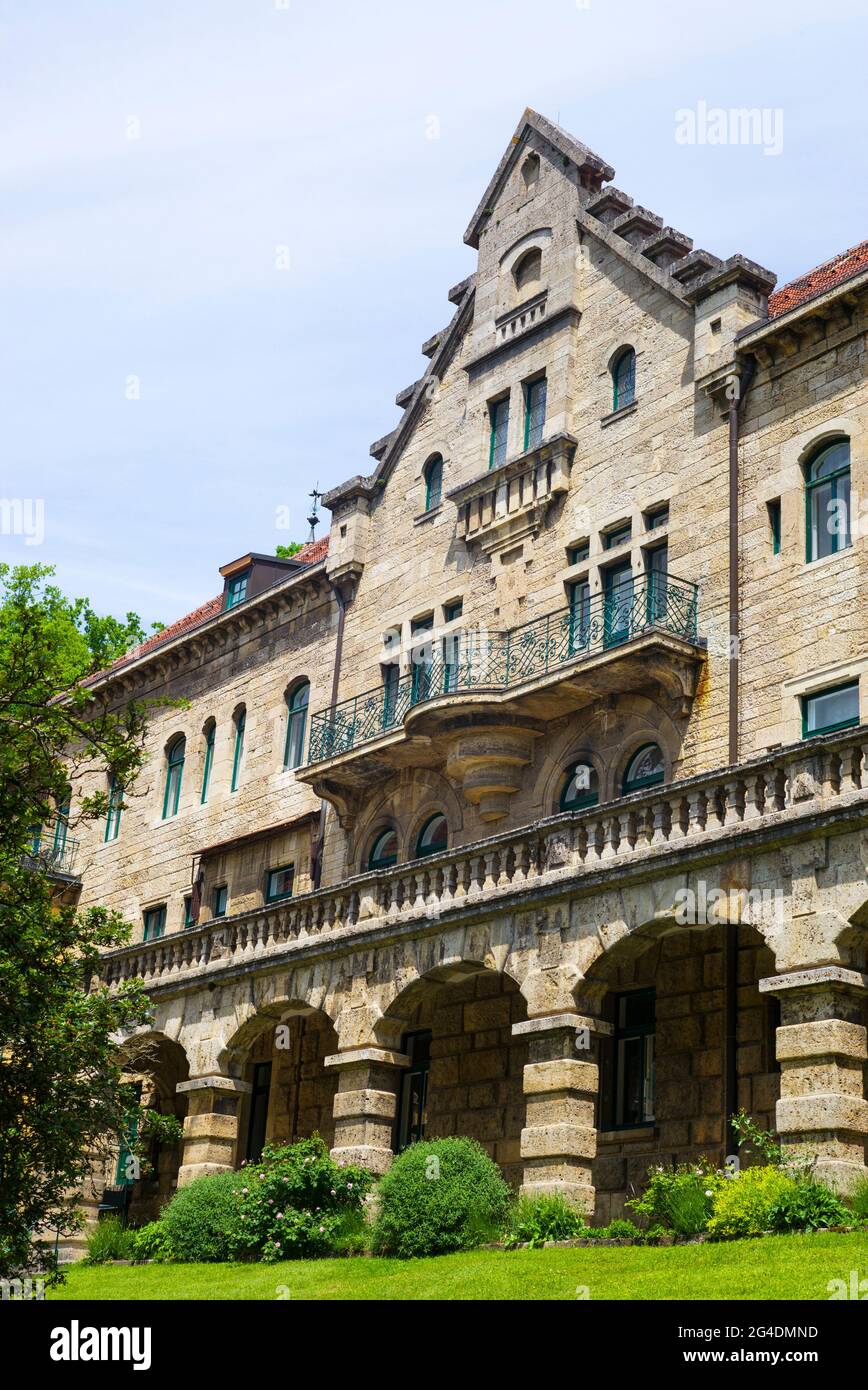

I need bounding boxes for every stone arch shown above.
[370,944,529,1186]
[532,694,685,807]
[218,989,340,1161]
[350,767,465,869]
[573,896,779,1224]
[115,1031,190,1223]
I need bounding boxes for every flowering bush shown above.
[235,1137,372,1262]
[627,1159,726,1235]
[706,1166,796,1237]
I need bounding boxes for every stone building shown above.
[61,110,867,1230]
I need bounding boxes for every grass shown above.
[48,1230,868,1301]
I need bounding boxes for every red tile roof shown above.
[85,535,329,684]
[768,239,868,319]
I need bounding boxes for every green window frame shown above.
[523,376,547,451]
[212,884,228,918]
[644,503,669,531]
[567,577,591,654]
[767,499,781,555]
[162,737,185,819]
[410,617,433,704]
[104,776,122,842]
[622,743,665,794]
[200,723,215,803]
[424,455,443,511]
[183,895,195,928]
[230,710,245,792]
[115,1081,142,1186]
[396,1030,431,1150]
[805,439,850,562]
[245,1061,272,1163]
[488,397,509,470]
[801,681,859,739]
[53,800,70,856]
[612,989,655,1127]
[567,540,590,565]
[603,521,632,550]
[143,905,166,941]
[368,828,398,871]
[381,662,401,729]
[644,542,669,623]
[415,813,448,858]
[283,682,310,770]
[612,347,636,412]
[225,572,249,610]
[443,599,463,623]
[265,863,295,903]
[560,761,599,811]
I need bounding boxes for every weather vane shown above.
[307,484,322,543]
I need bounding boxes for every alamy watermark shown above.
[675,102,784,157]
[0,498,44,546]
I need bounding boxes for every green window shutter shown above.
[200,724,215,804]
[231,711,245,791]
[523,377,547,451]
[488,398,509,469]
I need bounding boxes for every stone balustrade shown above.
[99,726,868,992]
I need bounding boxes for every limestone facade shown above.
[61,110,866,1223]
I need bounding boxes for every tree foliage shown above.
[0,565,160,1281]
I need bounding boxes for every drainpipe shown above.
[724,351,756,1157]
[311,580,348,890]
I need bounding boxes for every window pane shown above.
[524,378,546,450]
[804,683,859,734]
[561,762,598,810]
[266,865,295,901]
[489,399,509,469]
[417,814,447,856]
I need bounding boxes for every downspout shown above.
[311,580,347,890]
[724,350,756,1157]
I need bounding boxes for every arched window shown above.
[805,438,850,562]
[424,455,443,512]
[513,247,542,293]
[611,347,636,412]
[368,828,398,871]
[284,681,310,770]
[416,813,448,857]
[230,709,245,793]
[622,743,665,795]
[162,736,185,819]
[560,762,599,811]
[521,154,540,190]
[104,775,122,842]
[200,721,216,804]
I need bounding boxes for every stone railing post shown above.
[325,1047,410,1174]
[175,1075,251,1187]
[513,1013,609,1213]
[759,966,868,1192]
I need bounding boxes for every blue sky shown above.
[2,0,866,628]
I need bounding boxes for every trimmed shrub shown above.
[503,1193,589,1249]
[85,1215,136,1264]
[235,1137,372,1262]
[707,1166,796,1238]
[627,1160,725,1235]
[372,1137,510,1258]
[768,1180,851,1233]
[130,1221,174,1263]
[160,1171,247,1262]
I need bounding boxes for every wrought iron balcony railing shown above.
[23,829,80,879]
[307,573,699,764]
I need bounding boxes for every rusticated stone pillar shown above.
[513,1013,607,1212]
[759,966,868,1192]
[325,1047,409,1174]
[175,1075,251,1187]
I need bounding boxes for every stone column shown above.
[175,1075,251,1187]
[513,1013,607,1212]
[759,966,868,1192]
[325,1047,409,1174]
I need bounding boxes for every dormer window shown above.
[513,247,542,294]
[225,572,249,610]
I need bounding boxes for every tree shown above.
[0,565,160,1281]
[276,542,303,559]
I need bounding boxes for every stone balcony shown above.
[299,573,703,824]
[449,432,576,556]
[98,726,868,997]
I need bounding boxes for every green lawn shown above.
[49,1231,867,1301]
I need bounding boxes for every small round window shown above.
[368,828,398,871]
[560,763,599,811]
[622,743,665,794]
[416,813,448,857]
